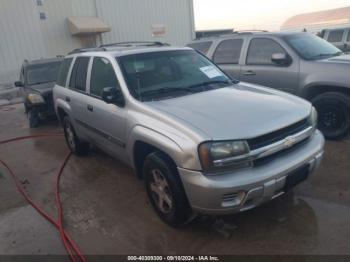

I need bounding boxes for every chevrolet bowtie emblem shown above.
[284,136,296,148]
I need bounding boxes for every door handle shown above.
[87,105,93,112]
[65,96,70,102]
[243,70,256,76]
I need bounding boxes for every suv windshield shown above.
[283,33,342,60]
[26,61,62,86]
[118,50,233,101]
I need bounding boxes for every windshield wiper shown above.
[29,81,51,85]
[186,80,233,90]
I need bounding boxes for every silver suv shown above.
[188,32,350,139]
[53,42,324,226]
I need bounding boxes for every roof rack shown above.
[100,41,170,48]
[68,47,106,55]
[234,30,268,33]
[194,30,269,40]
[68,41,171,55]
[219,30,268,37]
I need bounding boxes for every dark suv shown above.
[188,32,350,139]
[15,58,62,127]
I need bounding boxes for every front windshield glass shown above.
[283,33,342,60]
[26,61,62,86]
[117,50,233,101]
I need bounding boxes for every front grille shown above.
[253,138,308,167]
[248,118,310,151]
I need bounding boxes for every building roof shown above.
[282,6,350,30]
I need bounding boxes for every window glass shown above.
[90,57,119,97]
[118,50,232,101]
[247,38,285,65]
[69,57,89,92]
[328,30,344,42]
[346,31,350,42]
[26,61,61,86]
[57,58,72,87]
[187,41,213,55]
[213,39,243,64]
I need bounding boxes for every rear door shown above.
[239,37,299,94]
[84,56,127,161]
[212,38,244,79]
[66,56,91,137]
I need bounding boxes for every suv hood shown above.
[146,83,311,140]
[27,82,55,96]
[321,53,350,64]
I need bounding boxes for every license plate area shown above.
[284,164,310,192]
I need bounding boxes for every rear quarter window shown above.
[187,41,213,55]
[57,58,73,87]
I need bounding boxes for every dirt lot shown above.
[0,104,349,256]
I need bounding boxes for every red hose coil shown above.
[0,134,87,262]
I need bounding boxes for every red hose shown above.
[0,134,86,262]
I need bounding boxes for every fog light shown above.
[222,191,246,207]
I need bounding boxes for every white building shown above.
[0,0,195,85]
[281,6,350,33]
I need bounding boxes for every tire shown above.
[312,92,350,140]
[28,109,40,128]
[143,152,193,227]
[63,116,89,156]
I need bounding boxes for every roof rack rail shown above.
[219,30,268,37]
[100,41,170,48]
[234,30,268,33]
[68,47,106,55]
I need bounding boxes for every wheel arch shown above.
[304,85,350,101]
[128,126,185,179]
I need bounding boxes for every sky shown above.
[193,0,350,31]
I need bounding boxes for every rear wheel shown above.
[63,116,89,155]
[143,152,193,227]
[312,92,350,140]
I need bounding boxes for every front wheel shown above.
[63,116,89,156]
[312,92,350,140]
[143,152,193,227]
[28,109,40,128]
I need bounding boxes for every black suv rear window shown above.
[57,58,73,87]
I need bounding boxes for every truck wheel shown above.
[143,152,193,227]
[28,109,40,128]
[312,92,350,140]
[63,116,89,156]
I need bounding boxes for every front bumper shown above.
[178,130,325,215]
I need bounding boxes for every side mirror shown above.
[15,81,23,87]
[271,53,291,66]
[102,87,125,107]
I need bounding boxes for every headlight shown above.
[198,140,251,172]
[27,93,45,104]
[308,106,318,129]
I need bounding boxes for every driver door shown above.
[240,38,299,95]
